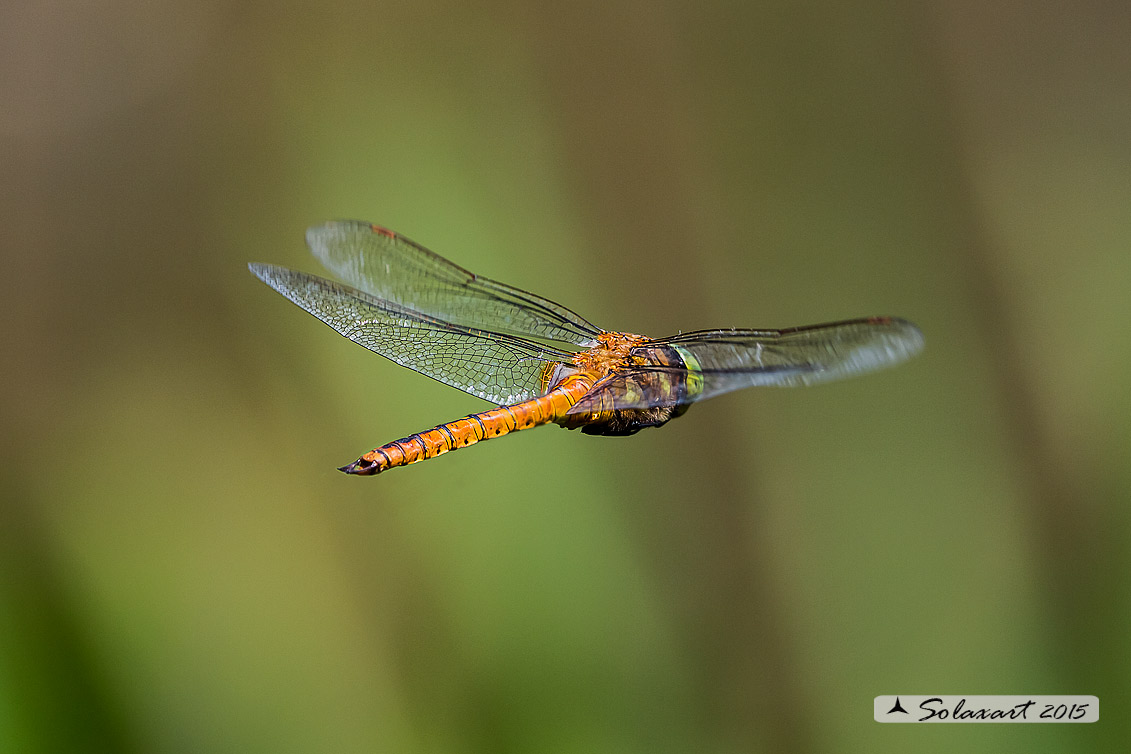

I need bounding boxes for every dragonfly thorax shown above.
[539,331,648,395]
[550,334,695,436]
[573,331,651,376]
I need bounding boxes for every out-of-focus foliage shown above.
[3,1,1127,752]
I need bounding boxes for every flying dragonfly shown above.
[250,221,923,475]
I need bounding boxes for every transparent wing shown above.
[250,264,570,406]
[305,221,603,346]
[566,317,923,413]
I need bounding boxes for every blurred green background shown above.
[3,1,1128,752]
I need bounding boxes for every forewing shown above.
[250,264,567,405]
[305,221,602,346]
[566,317,923,413]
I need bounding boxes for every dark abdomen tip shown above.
[339,457,382,475]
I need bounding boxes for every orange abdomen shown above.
[340,374,595,475]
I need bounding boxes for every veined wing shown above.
[566,317,923,414]
[250,264,571,406]
[305,221,603,346]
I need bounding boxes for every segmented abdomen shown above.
[340,374,595,475]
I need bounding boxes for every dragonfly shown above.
[250,221,923,475]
